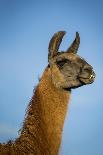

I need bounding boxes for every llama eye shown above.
[56,59,71,68]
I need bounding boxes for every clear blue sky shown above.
[0,0,103,154]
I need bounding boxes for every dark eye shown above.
[56,59,71,68]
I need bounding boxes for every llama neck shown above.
[19,67,70,155]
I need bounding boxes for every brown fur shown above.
[0,67,70,155]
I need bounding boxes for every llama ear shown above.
[48,31,66,60]
[66,32,80,54]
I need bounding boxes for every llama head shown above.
[48,31,95,90]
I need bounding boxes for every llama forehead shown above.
[53,53,77,61]
[54,52,87,63]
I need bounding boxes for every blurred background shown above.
[0,0,103,154]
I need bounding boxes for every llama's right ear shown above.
[66,32,80,54]
[48,31,66,61]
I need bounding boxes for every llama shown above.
[0,31,95,155]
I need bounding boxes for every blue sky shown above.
[0,0,103,154]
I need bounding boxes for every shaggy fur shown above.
[0,68,70,155]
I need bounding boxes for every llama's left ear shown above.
[66,32,80,54]
[48,31,66,61]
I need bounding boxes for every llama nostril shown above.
[84,68,89,72]
[83,64,93,71]
[83,65,91,71]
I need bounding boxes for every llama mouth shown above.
[79,73,95,84]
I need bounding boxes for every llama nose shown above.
[83,64,92,71]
